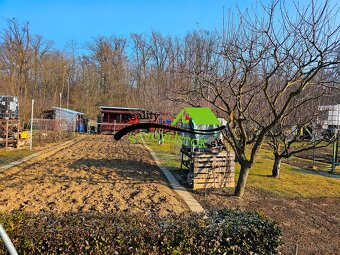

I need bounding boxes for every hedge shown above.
[0,209,282,254]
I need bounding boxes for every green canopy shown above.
[171,107,222,150]
[171,107,220,126]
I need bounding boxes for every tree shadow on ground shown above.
[291,167,340,179]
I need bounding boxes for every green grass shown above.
[146,140,340,198]
[0,149,35,167]
[147,141,182,169]
[242,156,339,198]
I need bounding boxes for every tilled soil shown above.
[0,135,188,215]
[193,188,340,255]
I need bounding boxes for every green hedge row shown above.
[0,209,282,254]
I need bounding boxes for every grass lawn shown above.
[146,140,340,198]
[0,132,79,167]
[0,149,35,167]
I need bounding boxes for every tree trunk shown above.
[272,154,282,178]
[234,163,250,197]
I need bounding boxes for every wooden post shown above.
[59,92,62,108]
[16,120,20,148]
[5,120,8,150]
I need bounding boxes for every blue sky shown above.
[0,0,338,52]
[0,0,254,50]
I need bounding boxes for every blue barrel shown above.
[78,123,85,133]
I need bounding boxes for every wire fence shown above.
[31,119,76,144]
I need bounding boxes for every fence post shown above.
[5,120,8,150]
[294,244,299,255]
[331,130,338,173]
[30,99,34,151]
[16,120,19,148]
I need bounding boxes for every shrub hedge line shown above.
[0,209,282,254]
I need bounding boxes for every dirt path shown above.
[0,135,188,215]
[193,188,340,255]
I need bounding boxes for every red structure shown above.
[99,106,145,133]
[99,106,175,133]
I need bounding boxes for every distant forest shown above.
[0,19,202,121]
[0,16,339,123]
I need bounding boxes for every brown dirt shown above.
[193,188,340,255]
[0,135,188,216]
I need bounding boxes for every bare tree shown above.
[170,0,340,196]
[267,94,334,178]
[0,19,52,121]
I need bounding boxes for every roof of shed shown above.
[52,107,85,115]
[100,106,144,111]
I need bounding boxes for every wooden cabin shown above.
[99,106,145,133]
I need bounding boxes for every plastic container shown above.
[0,96,19,119]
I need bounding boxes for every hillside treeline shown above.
[0,17,339,123]
[0,19,208,121]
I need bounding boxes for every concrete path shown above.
[144,143,205,213]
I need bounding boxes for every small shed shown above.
[42,107,85,132]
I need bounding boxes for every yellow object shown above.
[20,131,30,139]
[300,127,304,136]
[229,111,234,123]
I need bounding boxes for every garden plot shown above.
[0,135,188,215]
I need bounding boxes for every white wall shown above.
[318,105,340,130]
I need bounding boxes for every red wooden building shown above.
[99,106,175,133]
[99,106,145,133]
